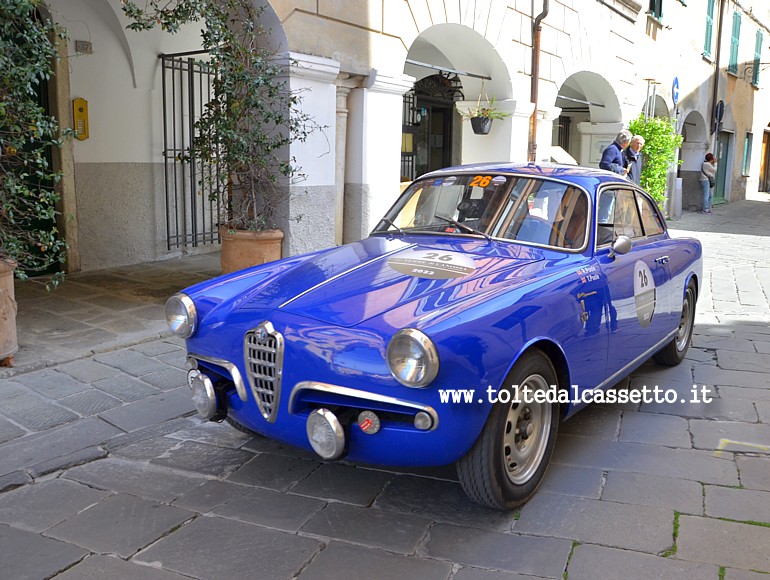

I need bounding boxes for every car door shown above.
[596,187,673,381]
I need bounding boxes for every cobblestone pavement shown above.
[2,198,770,579]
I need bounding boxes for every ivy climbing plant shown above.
[0,0,69,282]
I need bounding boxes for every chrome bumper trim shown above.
[187,353,248,402]
[289,381,439,431]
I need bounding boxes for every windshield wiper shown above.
[434,214,493,243]
[378,218,405,235]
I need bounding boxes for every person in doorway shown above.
[623,135,645,184]
[700,152,717,214]
[600,129,633,175]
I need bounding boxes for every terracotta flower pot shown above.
[219,227,284,274]
[0,260,18,360]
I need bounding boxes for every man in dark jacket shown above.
[599,129,632,175]
[623,135,645,184]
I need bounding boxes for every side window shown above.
[596,188,643,245]
[613,189,644,239]
[636,192,665,236]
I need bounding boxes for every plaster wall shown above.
[74,162,166,271]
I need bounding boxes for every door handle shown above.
[654,255,669,265]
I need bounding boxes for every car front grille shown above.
[244,321,284,423]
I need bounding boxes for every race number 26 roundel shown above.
[388,249,476,280]
[634,260,656,328]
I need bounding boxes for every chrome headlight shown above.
[386,328,439,387]
[165,293,197,338]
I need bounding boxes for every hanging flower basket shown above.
[470,116,493,135]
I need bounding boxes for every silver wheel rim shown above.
[675,289,694,351]
[503,374,552,485]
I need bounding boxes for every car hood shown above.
[233,236,545,327]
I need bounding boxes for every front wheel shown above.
[653,280,697,367]
[456,350,559,509]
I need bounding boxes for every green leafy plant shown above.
[628,113,683,207]
[0,0,68,283]
[460,96,511,120]
[121,0,319,231]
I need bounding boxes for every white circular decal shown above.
[634,260,656,328]
[388,250,476,279]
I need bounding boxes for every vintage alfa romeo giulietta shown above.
[166,163,702,508]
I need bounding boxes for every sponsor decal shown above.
[388,249,476,280]
[634,260,656,327]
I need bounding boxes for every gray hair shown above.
[617,129,633,145]
[631,135,645,146]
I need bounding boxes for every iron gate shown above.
[160,50,223,250]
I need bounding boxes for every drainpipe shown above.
[528,0,549,162]
[710,0,726,136]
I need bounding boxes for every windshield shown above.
[374,173,589,250]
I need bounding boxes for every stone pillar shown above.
[334,76,358,246]
[277,52,341,256]
[343,70,414,243]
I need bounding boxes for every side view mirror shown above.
[608,235,632,258]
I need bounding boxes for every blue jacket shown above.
[599,141,625,175]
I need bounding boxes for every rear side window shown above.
[597,188,643,244]
[636,192,665,236]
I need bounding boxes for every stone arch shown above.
[401,23,521,170]
[552,71,623,167]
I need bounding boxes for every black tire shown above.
[456,349,560,509]
[225,415,258,436]
[653,280,696,367]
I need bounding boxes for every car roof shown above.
[421,162,629,189]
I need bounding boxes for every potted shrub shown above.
[1,1,69,365]
[460,95,511,135]
[122,0,318,273]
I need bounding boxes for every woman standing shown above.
[700,153,717,214]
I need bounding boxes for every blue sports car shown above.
[166,163,702,509]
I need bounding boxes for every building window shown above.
[753,30,763,87]
[703,0,715,57]
[728,11,741,74]
[743,133,753,176]
[649,0,663,20]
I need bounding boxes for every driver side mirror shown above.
[608,235,632,258]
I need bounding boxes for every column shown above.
[343,69,414,243]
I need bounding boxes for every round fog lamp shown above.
[414,411,433,430]
[306,408,345,460]
[188,369,218,420]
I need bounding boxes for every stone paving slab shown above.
[0,479,110,533]
[151,439,254,477]
[0,391,79,431]
[45,493,193,558]
[13,368,92,399]
[551,435,739,485]
[515,492,674,554]
[64,457,205,503]
[601,471,704,515]
[171,480,251,513]
[704,485,770,523]
[135,515,324,579]
[96,386,194,432]
[689,420,770,454]
[0,416,122,477]
[536,464,604,498]
[290,463,393,506]
[373,475,517,532]
[677,515,770,573]
[298,541,453,580]
[618,411,691,447]
[422,523,571,578]
[452,568,540,580]
[300,502,432,553]
[736,455,770,491]
[212,486,326,532]
[228,453,321,491]
[55,554,191,579]
[0,523,88,579]
[566,543,719,580]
